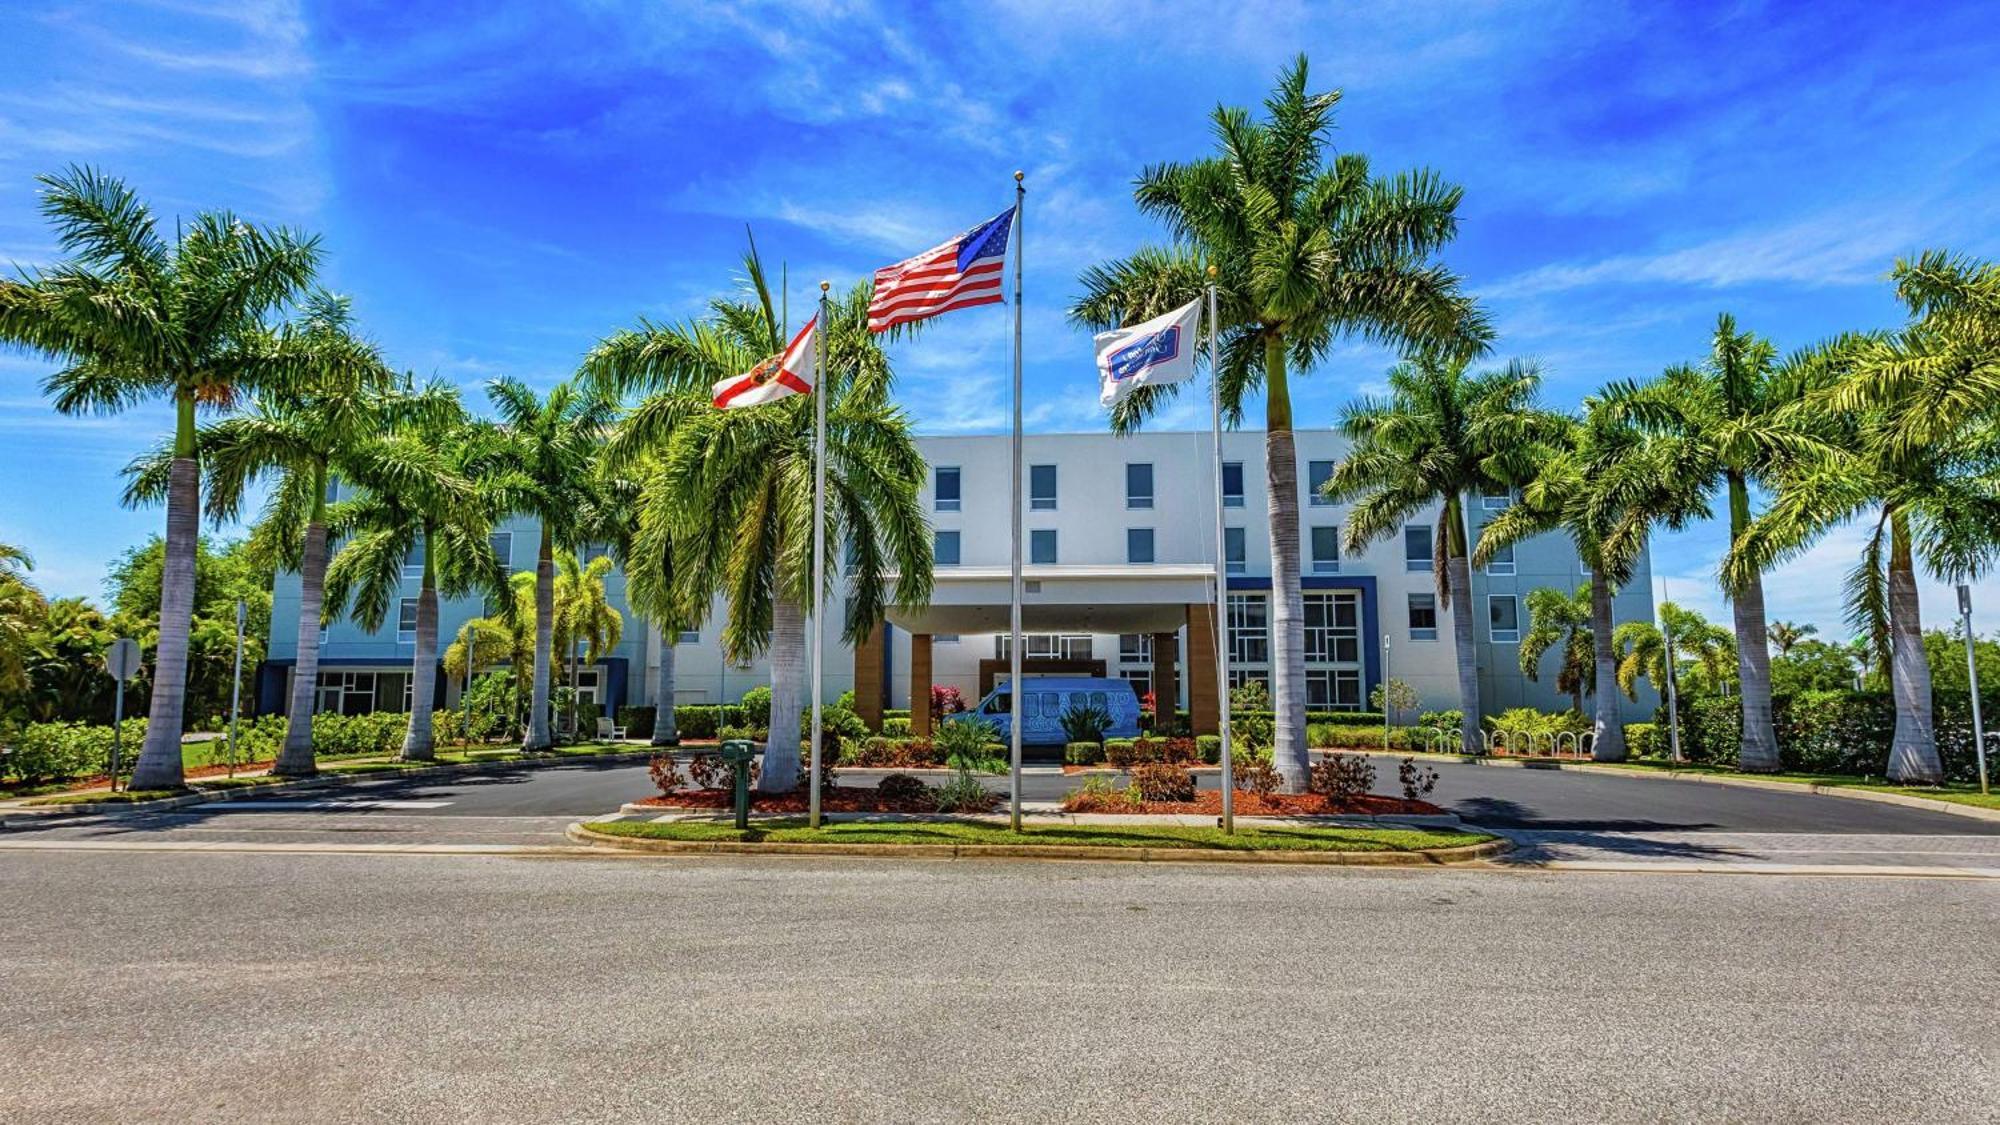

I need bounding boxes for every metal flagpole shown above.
[1207,271,1234,833]
[809,282,830,828]
[1960,584,1989,795]
[228,600,246,774]
[1662,578,1682,762]
[1008,171,1026,832]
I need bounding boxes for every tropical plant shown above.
[484,378,615,752]
[1601,317,1845,772]
[1328,353,1543,756]
[1368,677,1420,724]
[554,550,623,736]
[596,241,933,792]
[101,534,273,730]
[123,292,389,776]
[1067,56,1489,789]
[0,167,320,788]
[321,386,507,759]
[1058,701,1113,743]
[1518,585,1594,715]
[1766,620,1817,657]
[1612,602,1735,701]
[0,544,43,700]
[1731,252,2000,783]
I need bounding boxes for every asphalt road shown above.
[1,848,1993,1123]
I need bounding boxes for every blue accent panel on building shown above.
[256,662,288,716]
[1225,575,1382,699]
[604,657,629,712]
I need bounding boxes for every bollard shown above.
[720,738,756,830]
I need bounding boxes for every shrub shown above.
[876,773,933,807]
[619,706,657,740]
[1196,734,1222,764]
[934,715,1001,771]
[1103,738,1139,768]
[1130,762,1196,802]
[686,753,757,791]
[1058,701,1112,743]
[4,719,149,785]
[933,769,997,813]
[311,712,405,758]
[1686,697,1742,766]
[882,717,912,737]
[1309,752,1376,799]
[1061,774,1143,812]
[1624,722,1665,759]
[738,685,772,727]
[649,754,683,795]
[1064,740,1104,766]
[1158,737,1198,764]
[1418,709,1464,732]
[1398,757,1440,802]
[1232,754,1281,798]
[930,684,966,717]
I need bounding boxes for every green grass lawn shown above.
[585,818,1492,853]
[1407,751,2000,812]
[26,788,188,805]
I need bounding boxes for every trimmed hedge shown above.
[1064,740,1104,765]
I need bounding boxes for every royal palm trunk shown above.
[401,580,439,761]
[1263,337,1308,791]
[1588,569,1626,762]
[130,405,199,791]
[521,528,556,752]
[1886,512,1942,783]
[652,634,679,746]
[1724,473,1780,772]
[762,596,807,793]
[1443,502,1481,755]
[277,518,329,777]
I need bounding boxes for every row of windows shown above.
[933,461,1520,514]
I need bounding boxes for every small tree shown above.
[1369,678,1420,725]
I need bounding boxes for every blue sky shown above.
[4,0,1999,638]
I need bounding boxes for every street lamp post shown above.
[227,599,247,775]
[1381,633,1391,751]
[1959,584,1990,796]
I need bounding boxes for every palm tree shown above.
[1600,319,1842,772]
[1733,252,2000,783]
[1475,403,1707,761]
[1326,354,1544,757]
[1068,55,1489,789]
[554,551,623,737]
[443,572,534,714]
[0,544,42,700]
[1613,603,1737,701]
[599,244,932,792]
[1766,620,1816,656]
[123,292,388,777]
[1518,586,1593,714]
[485,379,614,752]
[0,167,319,789]
[321,387,507,760]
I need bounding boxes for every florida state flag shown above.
[712,316,817,409]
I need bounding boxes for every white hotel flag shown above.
[1095,296,1202,407]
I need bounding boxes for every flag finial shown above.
[820,280,829,293]
[1207,265,1218,278]
[1014,169,1024,182]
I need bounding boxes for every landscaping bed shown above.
[638,779,1000,815]
[581,817,1492,856]
[1060,788,1443,817]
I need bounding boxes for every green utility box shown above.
[720,739,757,829]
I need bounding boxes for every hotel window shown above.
[1120,668,1152,700]
[1404,525,1433,572]
[1306,668,1364,711]
[398,598,419,643]
[1310,525,1340,574]
[1482,484,1514,510]
[1030,529,1057,565]
[1119,634,1153,663]
[935,466,961,512]
[1225,527,1246,574]
[997,634,1092,661]
[1127,528,1154,564]
[1126,462,1154,509]
[676,630,699,644]
[1030,464,1057,510]
[403,537,425,578]
[1307,460,1334,506]
[488,531,512,568]
[583,541,612,563]
[1485,540,1515,576]
[1304,591,1361,666]
[934,530,961,566]
[481,594,500,618]
[1227,593,1270,667]
[324,474,339,504]
[1222,461,1244,508]
[934,634,959,644]
[1489,594,1521,643]
[1408,593,1438,641]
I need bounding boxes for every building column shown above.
[911,632,934,738]
[1151,631,1178,726]
[854,621,886,731]
[1186,602,1220,736]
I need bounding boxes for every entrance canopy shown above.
[884,564,1216,635]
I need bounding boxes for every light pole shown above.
[1660,579,1682,763]
[226,599,247,776]
[1381,633,1392,751]
[1959,584,1989,795]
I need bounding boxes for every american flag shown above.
[866,207,1014,333]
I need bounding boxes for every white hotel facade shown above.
[258,428,1659,733]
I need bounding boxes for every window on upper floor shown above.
[676,629,699,644]
[1408,593,1438,641]
[1489,594,1520,643]
[1310,525,1340,574]
[1486,540,1515,576]
[934,530,961,566]
[1126,463,1153,510]
[935,466,961,512]
[1030,464,1057,510]
[1482,484,1514,510]
[1030,529,1057,565]
[1404,525,1433,572]
[1222,461,1244,508]
[398,598,419,642]
[488,531,512,568]
[1127,527,1155,564]
[402,537,425,577]
[1224,526,1246,575]
[1307,460,1334,506]
[1119,633,1153,662]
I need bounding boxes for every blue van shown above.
[948,677,1143,746]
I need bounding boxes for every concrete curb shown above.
[2,748,664,824]
[565,822,1507,866]
[1381,750,2000,824]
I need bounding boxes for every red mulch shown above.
[1064,790,1440,816]
[639,785,951,814]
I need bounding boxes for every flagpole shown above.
[1008,170,1025,833]
[1208,270,1234,833]
[808,281,830,828]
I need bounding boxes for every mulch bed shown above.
[1063,790,1441,816]
[639,785,978,814]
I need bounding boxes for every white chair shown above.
[596,716,628,741]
